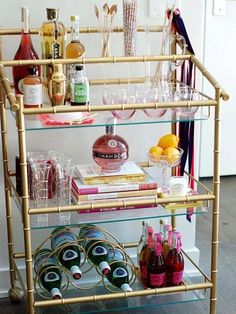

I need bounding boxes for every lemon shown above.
[157,134,179,150]
[163,147,180,164]
[148,146,163,159]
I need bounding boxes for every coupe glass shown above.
[148,148,184,193]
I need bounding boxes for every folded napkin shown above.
[37,113,96,126]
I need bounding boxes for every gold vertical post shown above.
[0,83,16,289]
[210,87,221,314]
[16,94,34,314]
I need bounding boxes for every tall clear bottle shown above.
[40,8,66,80]
[13,7,41,95]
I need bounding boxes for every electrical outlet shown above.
[213,0,226,16]
[149,0,165,18]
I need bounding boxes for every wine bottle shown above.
[162,224,172,258]
[12,7,41,95]
[137,221,147,263]
[106,261,132,292]
[79,225,111,275]
[138,225,153,286]
[165,231,184,286]
[147,233,166,288]
[34,248,62,299]
[51,226,82,280]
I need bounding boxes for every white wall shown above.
[0,0,204,296]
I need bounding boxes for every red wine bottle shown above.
[165,231,184,286]
[12,7,41,95]
[147,233,166,288]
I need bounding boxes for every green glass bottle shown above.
[34,248,62,299]
[106,261,132,292]
[51,226,82,280]
[79,225,111,275]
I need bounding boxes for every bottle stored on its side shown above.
[147,233,166,288]
[23,66,43,108]
[165,231,184,286]
[79,225,111,275]
[13,7,41,95]
[34,248,62,299]
[51,226,82,280]
[48,63,66,106]
[106,260,132,292]
[40,8,66,80]
[70,65,89,106]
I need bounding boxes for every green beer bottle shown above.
[79,225,111,275]
[34,248,62,299]
[51,226,82,280]
[106,260,132,292]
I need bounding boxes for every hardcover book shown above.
[74,161,146,185]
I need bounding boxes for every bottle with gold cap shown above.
[40,8,66,80]
[48,63,66,106]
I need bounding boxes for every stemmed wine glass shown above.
[148,147,184,193]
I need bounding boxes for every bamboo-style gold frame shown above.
[0,25,229,314]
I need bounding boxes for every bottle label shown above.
[172,271,184,284]
[113,267,128,278]
[93,152,128,160]
[51,230,77,251]
[52,43,61,59]
[23,84,43,106]
[62,249,78,261]
[34,251,57,274]
[92,245,108,256]
[71,83,89,103]
[44,271,60,283]
[149,273,165,287]
[18,79,24,94]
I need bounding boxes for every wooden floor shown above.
[0,176,235,314]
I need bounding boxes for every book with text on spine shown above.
[74,161,146,185]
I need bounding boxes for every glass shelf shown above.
[10,108,209,131]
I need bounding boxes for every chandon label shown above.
[93,152,128,159]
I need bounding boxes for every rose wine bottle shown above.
[137,221,147,263]
[165,231,184,286]
[51,227,82,280]
[147,233,166,288]
[138,225,153,286]
[162,224,172,258]
[13,7,41,95]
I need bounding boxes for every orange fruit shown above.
[163,147,180,164]
[157,134,179,149]
[148,146,163,159]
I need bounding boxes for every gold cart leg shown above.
[210,87,221,314]
[17,95,35,314]
[0,85,17,290]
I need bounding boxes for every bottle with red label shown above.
[138,225,153,286]
[165,231,184,286]
[147,233,166,288]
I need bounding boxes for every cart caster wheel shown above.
[8,287,24,305]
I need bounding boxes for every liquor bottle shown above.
[147,233,166,288]
[79,225,111,275]
[165,231,184,286]
[34,248,62,299]
[51,226,82,280]
[23,66,43,108]
[12,7,41,95]
[70,65,89,106]
[106,260,132,292]
[138,225,153,286]
[92,118,129,173]
[162,224,172,258]
[137,221,147,263]
[48,63,66,106]
[40,8,66,80]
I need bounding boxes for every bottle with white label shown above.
[23,66,43,108]
[51,226,82,280]
[70,65,89,106]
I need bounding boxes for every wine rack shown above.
[0,24,229,314]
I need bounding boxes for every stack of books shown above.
[72,161,158,213]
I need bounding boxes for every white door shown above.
[200,0,236,177]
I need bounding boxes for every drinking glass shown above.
[148,148,183,193]
[173,86,200,117]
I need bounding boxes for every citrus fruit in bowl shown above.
[157,134,179,149]
[162,147,183,165]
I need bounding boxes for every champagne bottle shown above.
[106,261,132,292]
[162,224,172,258]
[34,248,62,299]
[51,226,82,280]
[79,225,111,275]
[147,233,166,288]
[13,7,41,95]
[165,231,184,286]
